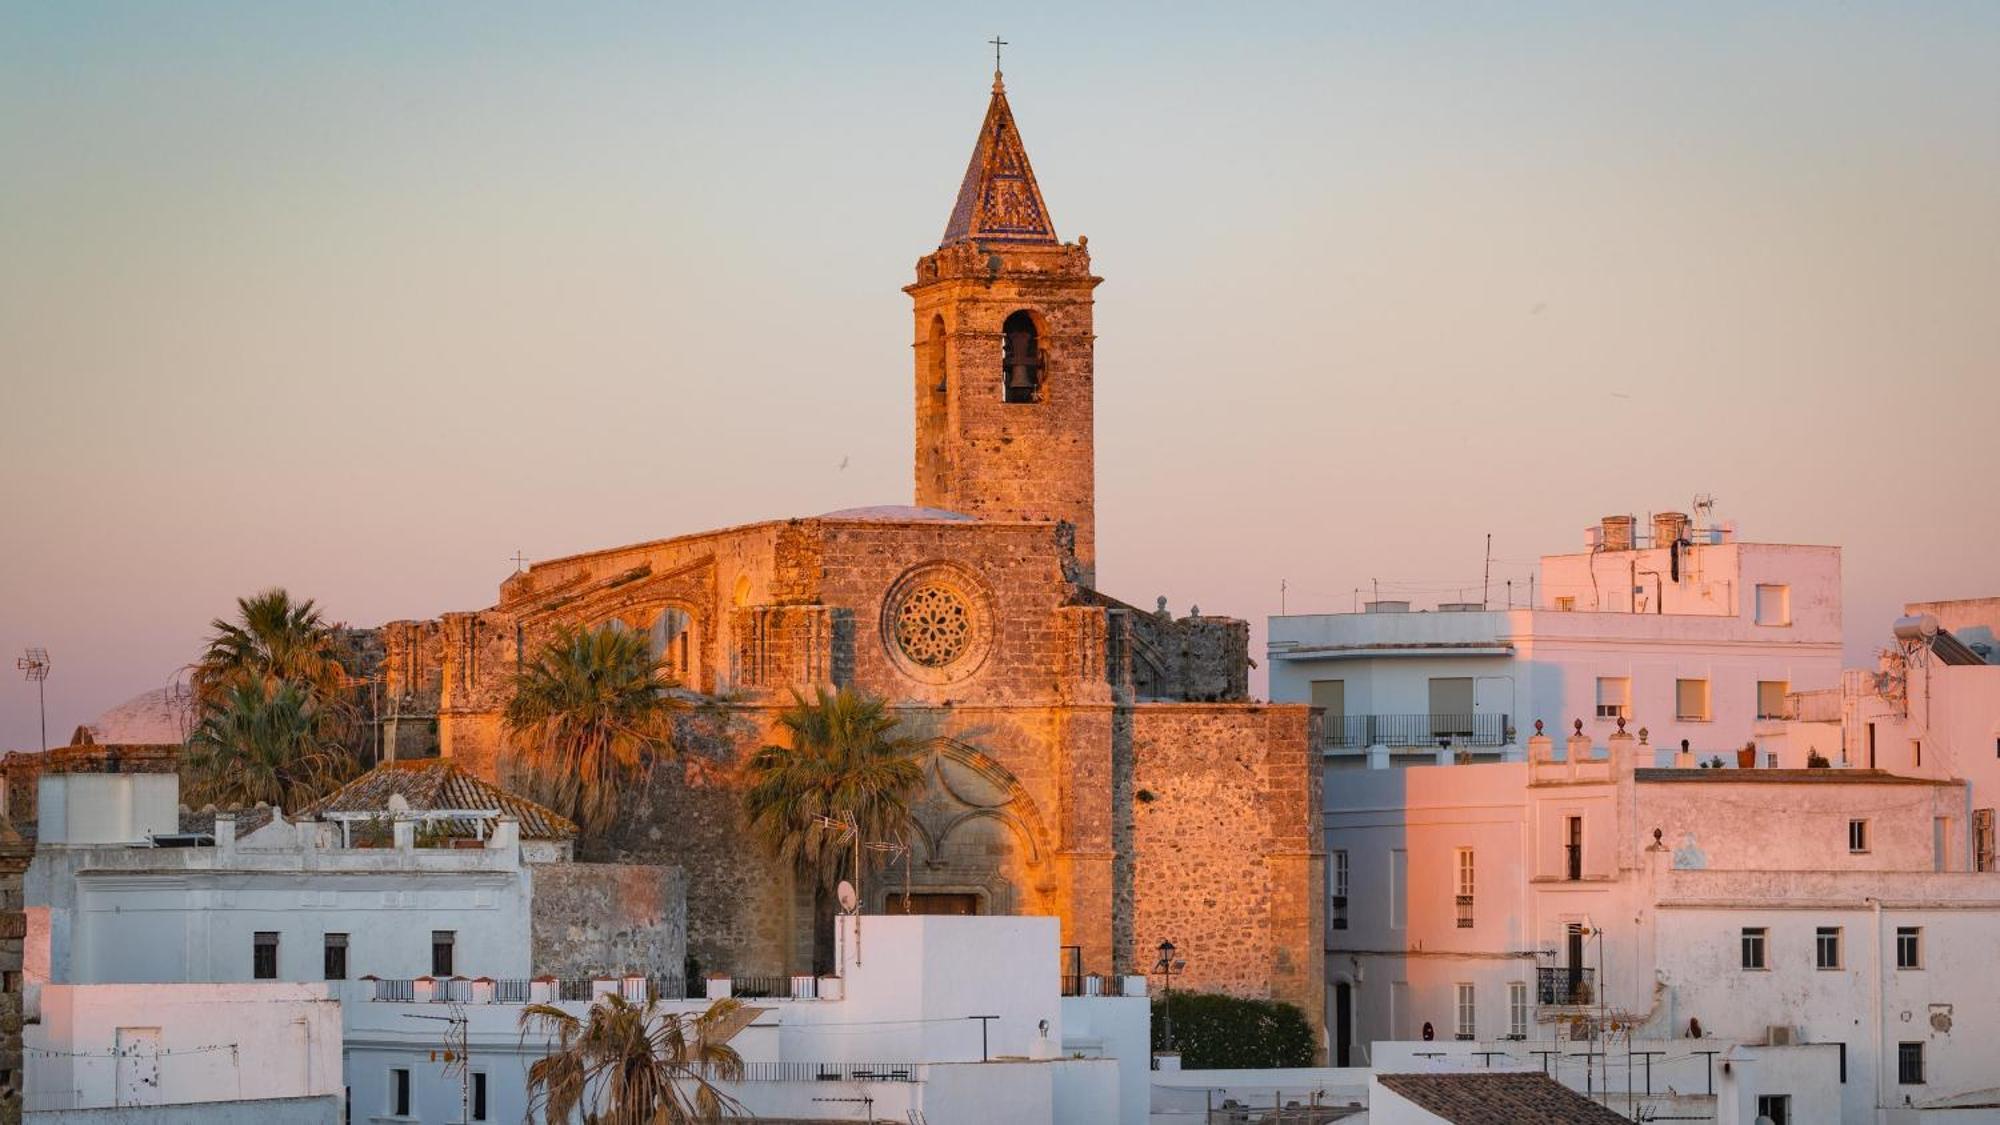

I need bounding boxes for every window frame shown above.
[1896,926,1922,970]
[1898,1041,1926,1085]
[1740,926,1768,971]
[1455,982,1476,1041]
[391,1067,413,1117]
[253,931,280,981]
[432,930,456,978]
[1455,848,1475,929]
[1757,679,1790,721]
[1330,849,1349,931]
[1815,926,1842,971]
[1595,676,1631,721]
[323,933,349,982]
[1676,678,1712,722]
[1848,819,1869,854]
[1508,981,1529,1040]
[472,1071,489,1121]
[1756,1094,1792,1125]
[1755,583,1792,627]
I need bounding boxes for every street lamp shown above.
[1153,939,1187,1055]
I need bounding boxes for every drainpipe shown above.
[1867,896,1884,1125]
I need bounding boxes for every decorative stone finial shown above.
[1156,596,1168,616]
[1616,716,1627,733]
[1534,719,1544,736]
[1573,718,1584,735]
[1638,727,1649,744]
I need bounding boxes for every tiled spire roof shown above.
[940,74,1057,247]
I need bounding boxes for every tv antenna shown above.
[403,1006,470,1124]
[17,648,50,752]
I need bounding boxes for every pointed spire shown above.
[940,76,1057,248]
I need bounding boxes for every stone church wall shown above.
[1128,703,1324,1045]
[529,861,687,979]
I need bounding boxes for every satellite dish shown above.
[836,880,859,914]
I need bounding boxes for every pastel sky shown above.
[3,3,1996,749]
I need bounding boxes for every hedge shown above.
[1151,991,1315,1069]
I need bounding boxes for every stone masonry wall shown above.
[1129,703,1324,1055]
[529,862,688,979]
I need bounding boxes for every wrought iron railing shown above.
[1330,895,1348,930]
[1536,966,1594,1007]
[1455,895,1474,928]
[1322,714,1510,749]
[740,1061,918,1083]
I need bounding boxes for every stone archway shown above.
[878,738,1058,917]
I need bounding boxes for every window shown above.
[1428,677,1475,738]
[1001,310,1041,403]
[1896,926,1922,969]
[1456,849,1475,928]
[1815,927,1842,970]
[1595,677,1631,721]
[1554,596,1576,612]
[1676,678,1711,721]
[1741,927,1767,970]
[1755,584,1791,626]
[1390,850,1407,929]
[1934,817,1949,872]
[1756,1094,1792,1124]
[1757,680,1790,720]
[1868,722,1877,769]
[1898,1041,1926,1085]
[432,931,456,977]
[391,1067,412,1116]
[647,608,694,686]
[253,932,279,980]
[1314,680,1349,747]
[1331,850,1348,930]
[1914,740,1923,768]
[472,1072,488,1121]
[1977,809,1995,873]
[1508,982,1529,1040]
[1455,983,1476,1041]
[1849,819,1870,854]
[324,933,348,981]
[1565,816,1583,881]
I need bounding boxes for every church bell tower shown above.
[909,69,1101,586]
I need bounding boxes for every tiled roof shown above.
[1376,1072,1632,1124]
[1635,768,1959,786]
[940,78,1057,247]
[302,760,577,840]
[180,805,277,837]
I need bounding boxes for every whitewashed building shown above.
[345,914,1152,1125]
[1269,512,1843,768]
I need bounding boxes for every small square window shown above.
[1757,680,1790,720]
[1896,927,1922,969]
[1898,1041,1925,1085]
[253,932,279,980]
[1755,584,1791,626]
[1757,1094,1792,1125]
[1677,679,1712,722]
[1849,819,1869,854]
[323,933,348,981]
[1816,927,1842,970]
[1741,926,1767,970]
[432,931,456,978]
[391,1067,412,1116]
[1595,677,1631,720]
[1555,596,1576,612]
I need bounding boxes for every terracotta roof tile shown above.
[302,760,576,840]
[1377,1072,1632,1124]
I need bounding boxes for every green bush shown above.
[1152,991,1315,1069]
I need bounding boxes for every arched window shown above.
[1001,310,1041,403]
[927,315,948,395]
[646,607,694,686]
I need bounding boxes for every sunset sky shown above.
[4,3,1996,748]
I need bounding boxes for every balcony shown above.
[1322,713,1510,750]
[1536,966,1594,1007]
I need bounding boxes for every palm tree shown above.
[182,677,355,809]
[519,993,749,1124]
[504,624,683,834]
[742,687,923,969]
[190,588,353,714]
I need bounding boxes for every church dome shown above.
[83,683,194,745]
[819,505,974,522]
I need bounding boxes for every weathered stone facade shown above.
[529,862,688,980]
[371,74,1325,1047]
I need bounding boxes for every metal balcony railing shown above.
[1322,713,1510,749]
[1537,966,1594,1007]
[1455,895,1474,928]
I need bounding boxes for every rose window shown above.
[894,585,973,667]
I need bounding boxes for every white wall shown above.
[36,774,178,845]
[26,983,341,1114]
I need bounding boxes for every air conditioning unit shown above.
[1767,1025,1795,1046]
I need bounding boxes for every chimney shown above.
[487,815,520,851]
[214,813,237,853]
[1600,516,1635,552]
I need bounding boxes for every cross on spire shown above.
[510,550,528,573]
[989,35,1007,89]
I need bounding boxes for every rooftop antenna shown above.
[17,648,50,752]
[403,1007,470,1125]
[1692,494,1717,537]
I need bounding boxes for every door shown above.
[1334,982,1353,1067]
[1566,924,1586,1002]
[1429,678,1475,738]
[114,1027,163,1107]
[889,892,979,915]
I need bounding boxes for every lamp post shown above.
[1153,939,1186,1055]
